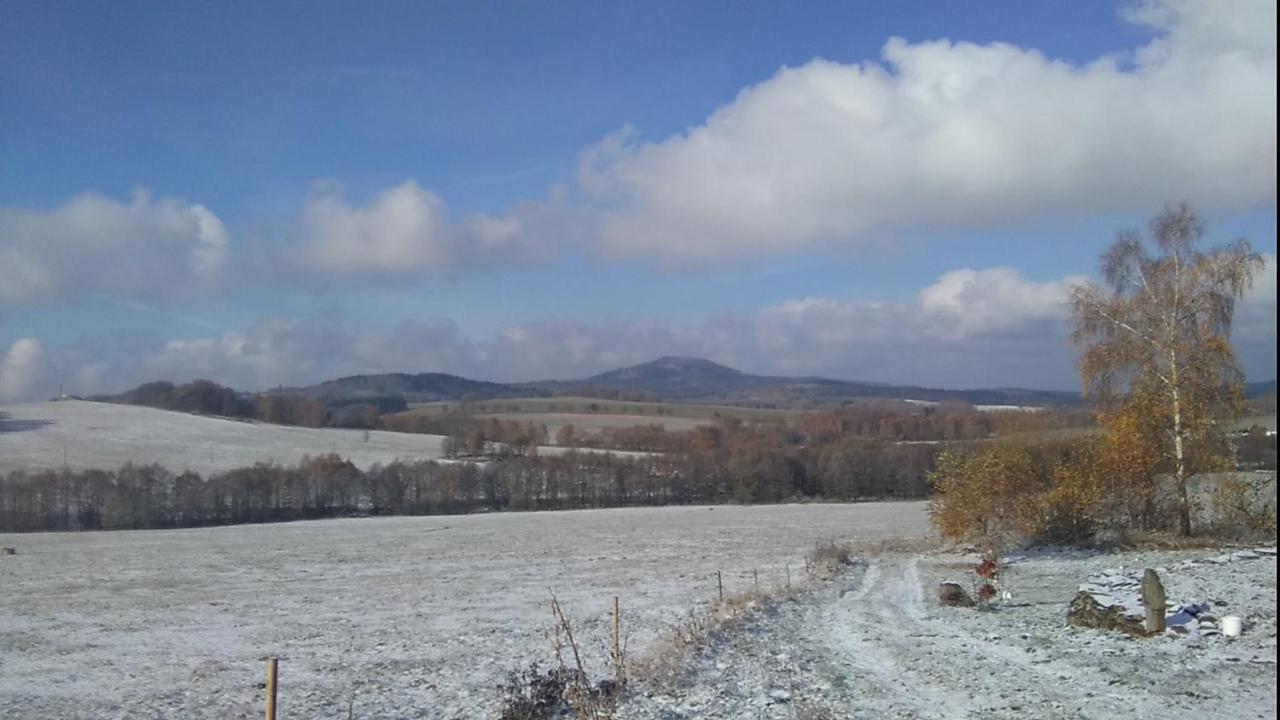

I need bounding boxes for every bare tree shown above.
[1070,202,1264,535]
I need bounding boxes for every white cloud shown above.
[581,0,1276,262]
[300,181,454,274]
[918,267,1087,337]
[0,339,55,402]
[295,181,562,276]
[0,188,229,305]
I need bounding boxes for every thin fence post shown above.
[753,568,759,595]
[265,657,278,720]
[786,563,791,591]
[716,570,723,603]
[611,595,623,685]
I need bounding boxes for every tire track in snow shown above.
[816,557,963,718]
[816,554,1211,720]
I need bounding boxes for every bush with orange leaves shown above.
[929,441,1049,546]
[930,438,1110,546]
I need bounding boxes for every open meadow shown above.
[0,401,637,477]
[0,502,932,719]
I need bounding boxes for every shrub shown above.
[929,442,1047,546]
[498,664,573,720]
[1210,475,1276,540]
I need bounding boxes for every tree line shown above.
[95,380,404,430]
[0,425,940,533]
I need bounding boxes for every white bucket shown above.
[1221,616,1243,637]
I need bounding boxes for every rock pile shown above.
[1068,546,1274,638]
[1067,591,1147,635]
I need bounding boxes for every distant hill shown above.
[1246,380,1276,399]
[109,358,1275,413]
[576,356,771,398]
[296,356,1085,408]
[288,372,539,404]
[532,356,1082,407]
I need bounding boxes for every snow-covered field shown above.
[0,502,934,719]
[0,400,636,476]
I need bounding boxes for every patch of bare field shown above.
[483,412,709,439]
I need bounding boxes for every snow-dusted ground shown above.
[620,546,1278,720]
[0,400,637,476]
[0,502,933,719]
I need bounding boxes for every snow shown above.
[621,547,1277,719]
[0,502,933,719]
[0,400,638,476]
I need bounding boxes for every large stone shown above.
[1066,591,1149,636]
[1141,569,1167,634]
[938,582,975,608]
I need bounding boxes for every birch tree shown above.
[1070,203,1264,535]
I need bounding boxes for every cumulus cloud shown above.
[581,0,1275,262]
[918,267,1088,338]
[300,181,454,274]
[295,181,563,277]
[0,188,229,305]
[0,339,55,402]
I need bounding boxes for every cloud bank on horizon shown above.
[0,0,1275,401]
[2,255,1273,402]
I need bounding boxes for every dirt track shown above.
[621,549,1277,719]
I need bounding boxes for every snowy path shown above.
[813,556,1175,719]
[621,551,1277,720]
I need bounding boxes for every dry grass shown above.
[626,589,768,692]
[630,544,852,693]
[500,594,625,720]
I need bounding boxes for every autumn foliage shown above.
[933,204,1265,545]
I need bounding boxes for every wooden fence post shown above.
[753,568,759,595]
[265,657,278,720]
[611,596,623,685]
[716,570,723,603]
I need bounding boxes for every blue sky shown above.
[1,0,1275,397]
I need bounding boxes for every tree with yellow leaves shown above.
[1070,203,1264,535]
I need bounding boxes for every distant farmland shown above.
[0,401,634,476]
[393,395,797,439]
[483,411,708,438]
